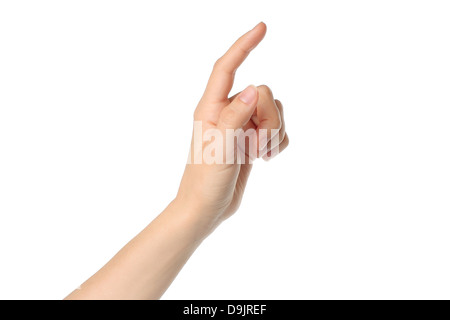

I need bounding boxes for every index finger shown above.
[202,22,267,103]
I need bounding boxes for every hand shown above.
[175,22,289,232]
[65,22,289,300]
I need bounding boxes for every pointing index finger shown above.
[202,22,267,103]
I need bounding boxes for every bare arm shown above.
[65,22,289,300]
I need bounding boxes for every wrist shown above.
[168,197,222,241]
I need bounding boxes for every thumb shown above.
[217,85,258,130]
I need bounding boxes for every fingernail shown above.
[239,85,257,105]
[253,22,265,31]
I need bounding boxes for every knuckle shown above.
[273,118,282,130]
[275,99,284,112]
[258,84,273,97]
[213,57,234,76]
[193,108,202,120]
[213,57,224,70]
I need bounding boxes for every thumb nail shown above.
[239,85,257,105]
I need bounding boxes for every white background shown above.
[1,1,449,300]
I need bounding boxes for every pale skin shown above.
[65,22,289,300]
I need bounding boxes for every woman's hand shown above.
[176,22,289,233]
[65,22,289,300]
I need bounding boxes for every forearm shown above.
[65,199,216,300]
[64,22,287,300]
